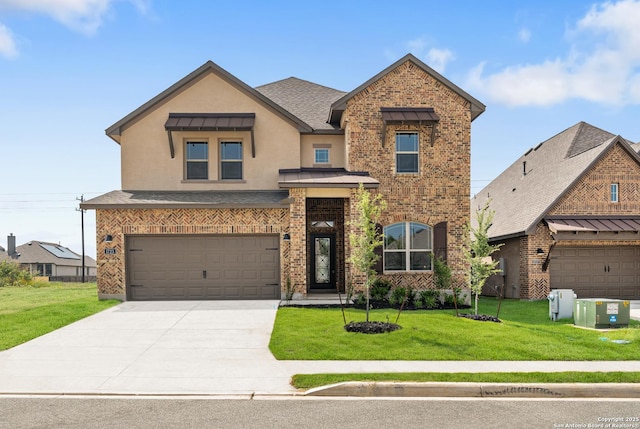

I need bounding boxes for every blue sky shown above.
[2,0,640,258]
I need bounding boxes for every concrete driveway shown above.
[2,300,640,397]
[0,301,295,395]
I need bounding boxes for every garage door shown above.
[126,235,280,300]
[550,246,640,299]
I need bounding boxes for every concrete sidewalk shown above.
[0,300,639,397]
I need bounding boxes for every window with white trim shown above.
[395,132,419,173]
[315,148,330,164]
[220,141,243,180]
[185,141,208,180]
[611,183,619,203]
[383,222,432,271]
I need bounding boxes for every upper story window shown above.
[383,222,432,272]
[611,183,619,203]
[315,148,330,164]
[396,132,419,173]
[185,141,208,180]
[220,141,243,180]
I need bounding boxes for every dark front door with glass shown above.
[310,233,336,290]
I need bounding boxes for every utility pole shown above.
[76,195,86,283]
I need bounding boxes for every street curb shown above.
[305,382,640,398]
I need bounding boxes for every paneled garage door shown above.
[550,246,640,299]
[126,235,280,300]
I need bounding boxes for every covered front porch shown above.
[279,168,379,297]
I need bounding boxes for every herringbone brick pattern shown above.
[96,207,289,297]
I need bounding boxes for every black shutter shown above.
[373,223,384,274]
[434,221,448,262]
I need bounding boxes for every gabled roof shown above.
[328,53,486,124]
[105,60,313,143]
[255,77,346,132]
[2,240,96,267]
[473,122,640,240]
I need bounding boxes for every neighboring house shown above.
[82,54,485,301]
[1,234,96,280]
[474,122,640,300]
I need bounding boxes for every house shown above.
[1,233,97,281]
[473,122,640,300]
[81,54,485,301]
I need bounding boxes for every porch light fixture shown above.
[283,233,291,241]
[536,248,544,255]
[105,235,113,242]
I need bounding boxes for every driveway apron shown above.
[0,301,294,395]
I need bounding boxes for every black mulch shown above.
[458,314,502,323]
[344,321,402,334]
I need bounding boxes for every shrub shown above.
[390,287,415,307]
[418,289,439,309]
[370,278,392,301]
[433,257,452,290]
[0,260,32,287]
[353,293,366,307]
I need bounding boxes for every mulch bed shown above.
[458,314,502,323]
[344,321,402,334]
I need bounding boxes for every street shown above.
[2,396,639,429]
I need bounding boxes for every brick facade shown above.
[90,56,480,301]
[96,207,289,299]
[514,143,640,299]
[343,60,472,291]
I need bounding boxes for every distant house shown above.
[1,234,96,281]
[474,122,640,300]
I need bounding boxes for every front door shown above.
[310,233,336,290]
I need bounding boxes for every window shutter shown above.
[434,221,448,262]
[373,223,383,274]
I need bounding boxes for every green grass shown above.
[291,372,640,389]
[269,298,640,360]
[0,282,119,351]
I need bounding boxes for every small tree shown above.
[464,202,502,315]
[0,260,32,287]
[348,183,387,322]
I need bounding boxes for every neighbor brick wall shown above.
[549,143,640,215]
[95,207,289,299]
[343,60,472,291]
[519,223,554,299]
[517,143,640,299]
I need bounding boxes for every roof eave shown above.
[105,60,313,140]
[521,136,638,236]
[328,53,486,125]
[81,202,290,210]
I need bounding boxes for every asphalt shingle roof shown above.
[82,190,291,209]
[1,241,96,267]
[255,77,346,131]
[473,122,630,240]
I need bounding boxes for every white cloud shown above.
[518,27,531,43]
[0,0,112,34]
[427,48,454,73]
[0,22,17,58]
[467,0,640,107]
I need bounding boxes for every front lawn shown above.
[269,298,639,360]
[0,282,119,351]
[291,372,640,389]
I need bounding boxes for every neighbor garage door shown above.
[550,246,640,299]
[126,235,280,300]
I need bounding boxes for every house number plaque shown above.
[104,248,117,255]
